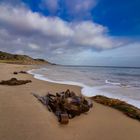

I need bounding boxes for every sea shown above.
[28,65,140,109]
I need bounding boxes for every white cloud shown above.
[72,21,114,49]
[39,0,96,18]
[64,0,97,18]
[28,43,40,50]
[0,4,123,50]
[0,4,73,37]
[0,2,130,65]
[71,0,96,12]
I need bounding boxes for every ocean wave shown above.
[105,80,122,86]
[28,69,140,109]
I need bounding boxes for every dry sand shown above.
[0,63,140,140]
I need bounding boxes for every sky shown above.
[0,0,140,67]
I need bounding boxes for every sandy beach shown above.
[0,63,140,140]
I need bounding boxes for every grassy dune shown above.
[0,51,52,65]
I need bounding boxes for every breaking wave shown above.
[28,68,140,109]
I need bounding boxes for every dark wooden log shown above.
[0,78,31,86]
[13,72,18,74]
[58,113,69,124]
[19,71,27,74]
[32,89,93,124]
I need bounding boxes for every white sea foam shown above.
[28,69,140,109]
[105,79,121,86]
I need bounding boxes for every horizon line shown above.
[54,64,140,69]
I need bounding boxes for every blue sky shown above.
[23,0,140,36]
[0,0,140,66]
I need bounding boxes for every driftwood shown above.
[0,78,32,86]
[13,71,27,75]
[19,71,27,74]
[32,89,93,124]
[92,95,140,121]
[13,72,18,75]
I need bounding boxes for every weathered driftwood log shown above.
[13,72,18,74]
[92,95,140,121]
[0,78,32,86]
[32,90,93,124]
[58,113,69,124]
[19,71,27,74]
[13,71,27,75]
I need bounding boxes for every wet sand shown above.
[0,63,140,140]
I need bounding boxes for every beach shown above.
[0,63,140,140]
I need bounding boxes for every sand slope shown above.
[0,63,140,140]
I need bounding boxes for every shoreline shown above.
[28,68,140,109]
[28,67,140,121]
[0,63,140,140]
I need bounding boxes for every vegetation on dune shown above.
[0,51,31,60]
[92,95,140,121]
[0,51,51,65]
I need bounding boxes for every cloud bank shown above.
[0,1,133,65]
